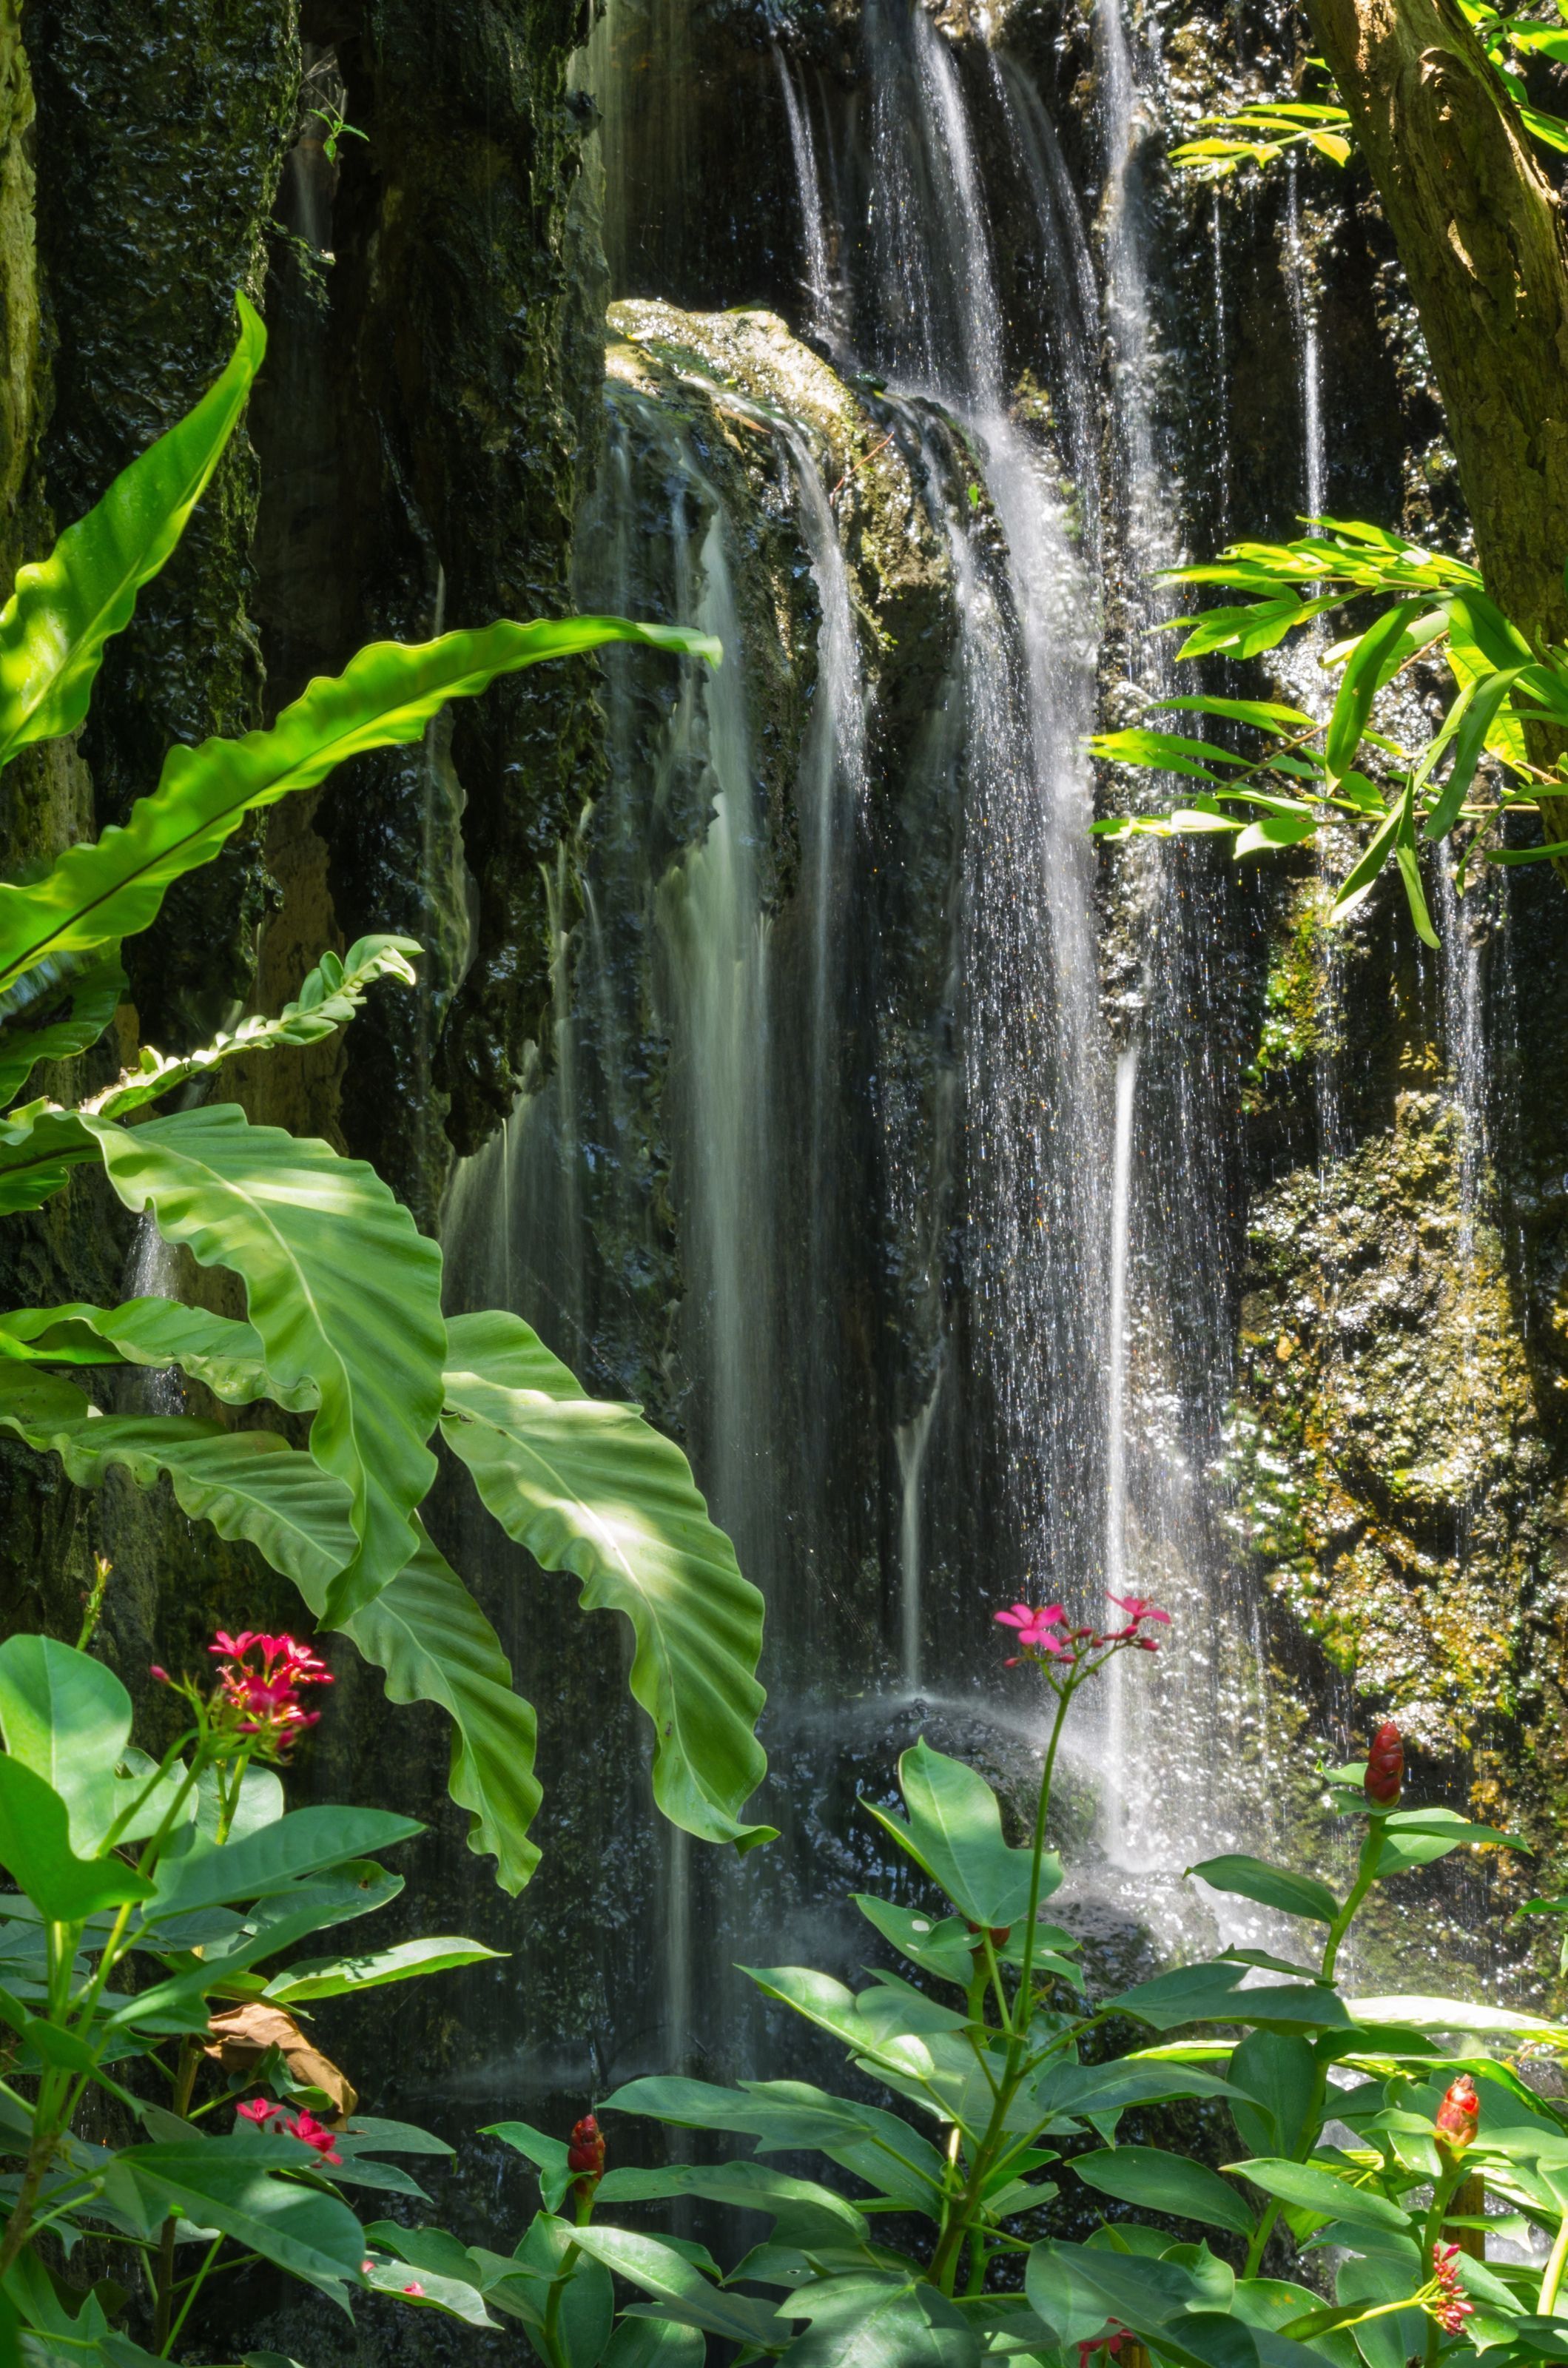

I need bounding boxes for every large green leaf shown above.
[605,2076,949,2213]
[0,1635,132,1854]
[145,1803,421,1919]
[87,936,423,1126]
[440,1309,769,1853]
[0,297,265,770]
[862,1738,1049,1928]
[83,1104,446,1625]
[263,1936,503,2005]
[1071,2147,1255,2236]
[0,1373,540,1894]
[0,616,720,991]
[1186,1856,1339,1926]
[777,2273,979,2367]
[596,2159,868,2246]
[0,949,125,1109]
[0,1099,99,1214]
[0,1296,309,1407]
[334,1528,542,1894]
[1223,2159,1408,2231]
[567,2226,786,2350]
[112,2133,364,2303]
[0,1756,154,1917]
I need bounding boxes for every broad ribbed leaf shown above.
[1187,1855,1339,1926]
[263,1936,502,2004]
[1224,2158,1408,2230]
[115,2133,365,2301]
[596,2159,868,2244]
[605,2076,948,2211]
[1071,2146,1256,2236]
[0,297,265,769]
[1324,602,1421,782]
[568,2227,787,2350]
[82,1105,445,1624]
[0,1371,540,1893]
[0,617,720,991]
[0,1756,154,1917]
[778,2273,979,2367]
[863,1738,1049,1927]
[0,1635,132,1853]
[0,1296,309,1407]
[0,1099,98,1212]
[0,949,124,1108]
[332,1530,542,1894]
[0,1368,354,1585]
[440,1308,769,1854]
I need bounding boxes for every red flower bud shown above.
[1435,2073,1478,2156]
[1364,1721,1404,1807]
[566,2111,605,2191]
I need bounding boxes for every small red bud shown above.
[1364,1720,1403,1807]
[1435,2073,1478,2156]
[566,2111,605,2190]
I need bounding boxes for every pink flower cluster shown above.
[996,1594,1171,1669]
[236,2096,343,2165]
[209,1629,333,1752]
[1429,2243,1473,2336]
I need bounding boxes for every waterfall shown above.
[772,43,838,346]
[1284,158,1326,522]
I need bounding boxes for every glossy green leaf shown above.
[0,1099,99,1213]
[0,1635,132,1854]
[334,1527,542,1894]
[439,1308,769,1854]
[604,2076,948,2213]
[1157,696,1317,734]
[263,1936,503,2003]
[89,935,423,1125]
[115,2133,364,2302]
[84,1103,446,1626]
[568,2226,787,2349]
[0,949,125,1109]
[1226,2032,1319,2162]
[1329,799,1402,925]
[778,2272,979,2367]
[1421,666,1526,841]
[1224,2158,1408,2230]
[0,297,264,770]
[1332,2253,1425,2368]
[146,1804,421,1918]
[602,2321,704,2368]
[0,1756,154,1917]
[0,616,720,991]
[0,1296,307,1407]
[1171,594,1341,661]
[863,1738,1049,1928]
[596,2159,868,2245]
[851,1894,978,1986]
[1188,1855,1339,1926]
[1324,603,1421,782]
[1234,813,1319,858]
[1345,1994,1563,2040]
[1071,2146,1255,2235]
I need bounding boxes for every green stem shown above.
[927,1676,1077,2295]
[1320,1818,1387,1984]
[541,2239,582,2368]
[1538,2210,1568,2318]
[161,2232,223,2355]
[1242,2199,1281,2279]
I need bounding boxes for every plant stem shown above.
[542,2238,582,2368]
[927,1678,1076,2295]
[161,2232,223,2355]
[1538,2209,1568,2317]
[1320,1818,1387,1983]
[1242,2199,1281,2279]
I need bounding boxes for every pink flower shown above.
[208,1627,333,1760]
[1429,2242,1473,2335]
[1107,1595,1171,1625]
[995,1603,1069,1651]
[403,2282,425,2298]
[235,2097,280,2128]
[282,2109,342,2165]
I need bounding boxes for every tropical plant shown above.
[1171,5,1568,177]
[0,293,770,1896]
[0,1619,497,2363]
[361,1602,1568,2366]
[1091,518,1568,946]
